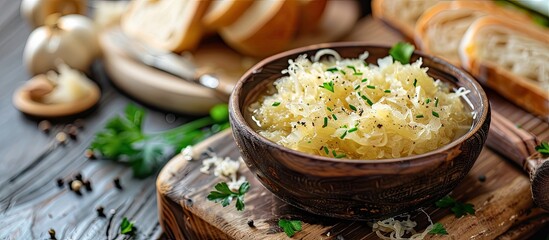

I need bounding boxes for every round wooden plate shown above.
[98,0,359,115]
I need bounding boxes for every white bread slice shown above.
[371,0,440,39]
[415,1,531,66]
[202,0,253,30]
[460,16,549,117]
[121,0,210,53]
[297,0,328,33]
[219,0,299,57]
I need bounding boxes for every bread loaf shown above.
[297,0,328,33]
[460,17,549,117]
[121,0,210,53]
[415,1,531,65]
[202,0,253,30]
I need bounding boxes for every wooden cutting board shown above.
[156,17,549,239]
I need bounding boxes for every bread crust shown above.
[202,0,254,30]
[459,17,549,117]
[297,0,328,33]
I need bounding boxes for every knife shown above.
[109,30,234,101]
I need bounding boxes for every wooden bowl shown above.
[229,43,491,220]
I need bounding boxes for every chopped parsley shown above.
[354,85,360,90]
[340,70,346,75]
[384,89,391,93]
[413,79,417,87]
[435,98,439,107]
[346,65,356,73]
[322,117,328,128]
[389,42,415,64]
[436,196,475,218]
[353,72,363,76]
[428,223,448,235]
[319,81,335,93]
[425,98,431,104]
[323,146,329,155]
[361,78,368,82]
[535,141,549,156]
[120,217,135,235]
[332,114,338,120]
[367,85,376,89]
[361,95,373,106]
[349,104,357,111]
[332,150,346,158]
[272,102,280,106]
[278,219,302,237]
[416,114,424,119]
[327,107,332,111]
[207,181,250,211]
[348,127,358,133]
[432,111,440,118]
[326,67,338,73]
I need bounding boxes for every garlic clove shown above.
[25,75,55,101]
[43,63,94,104]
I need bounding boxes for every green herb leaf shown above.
[384,89,391,93]
[327,107,332,111]
[389,42,415,64]
[349,104,357,111]
[416,114,424,119]
[432,111,440,118]
[428,223,448,235]
[340,70,346,75]
[322,117,328,128]
[278,219,302,237]
[361,95,374,106]
[413,79,417,87]
[425,98,431,104]
[435,98,439,107]
[323,146,329,155]
[319,81,335,93]
[120,217,135,235]
[367,85,376,89]
[90,104,230,178]
[354,85,360,90]
[332,114,338,120]
[535,142,549,156]
[436,196,475,218]
[340,130,347,139]
[272,102,281,107]
[353,72,363,76]
[326,67,338,73]
[346,65,356,73]
[207,181,250,211]
[348,127,358,133]
[362,78,368,82]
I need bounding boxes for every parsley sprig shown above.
[207,181,250,211]
[436,196,475,218]
[120,217,136,235]
[389,42,415,64]
[535,141,549,156]
[319,81,335,93]
[89,104,230,178]
[278,219,302,237]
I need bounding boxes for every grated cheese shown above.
[250,51,472,159]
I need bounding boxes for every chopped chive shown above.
[363,62,369,67]
[332,150,338,157]
[416,114,424,118]
[340,70,346,75]
[272,102,281,106]
[384,89,391,93]
[319,81,334,93]
[335,154,346,159]
[340,131,347,139]
[357,92,362,96]
[346,65,356,73]
[361,78,368,82]
[307,140,311,143]
[361,95,373,106]
[413,79,417,87]
[349,104,357,111]
[323,146,329,155]
[354,85,360,90]
[342,125,348,128]
[425,98,431,104]
[435,98,439,107]
[432,111,439,118]
[367,85,375,89]
[332,114,338,120]
[348,127,358,133]
[326,67,338,73]
[323,117,328,128]
[353,72,363,76]
[327,107,332,112]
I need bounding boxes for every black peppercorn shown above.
[74,173,83,181]
[83,180,92,191]
[96,206,106,217]
[478,175,486,182]
[38,120,52,134]
[56,178,64,187]
[247,219,255,228]
[113,178,122,189]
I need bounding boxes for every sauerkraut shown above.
[249,51,472,159]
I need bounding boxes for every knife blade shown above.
[109,30,233,101]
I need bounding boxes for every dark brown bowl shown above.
[229,43,490,220]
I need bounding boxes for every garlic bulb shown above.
[21,0,87,28]
[43,63,94,104]
[24,14,98,75]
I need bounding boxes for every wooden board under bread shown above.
[99,0,359,115]
[156,17,549,239]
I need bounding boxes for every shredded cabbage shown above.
[250,51,472,159]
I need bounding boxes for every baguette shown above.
[415,1,531,65]
[202,0,253,30]
[121,0,210,53]
[219,0,299,57]
[297,0,328,33]
[371,0,440,39]
[460,16,549,117]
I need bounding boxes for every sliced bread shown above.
[460,16,549,117]
[371,0,440,39]
[121,0,211,53]
[202,0,253,30]
[297,0,328,33]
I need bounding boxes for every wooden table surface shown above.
[0,0,181,239]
